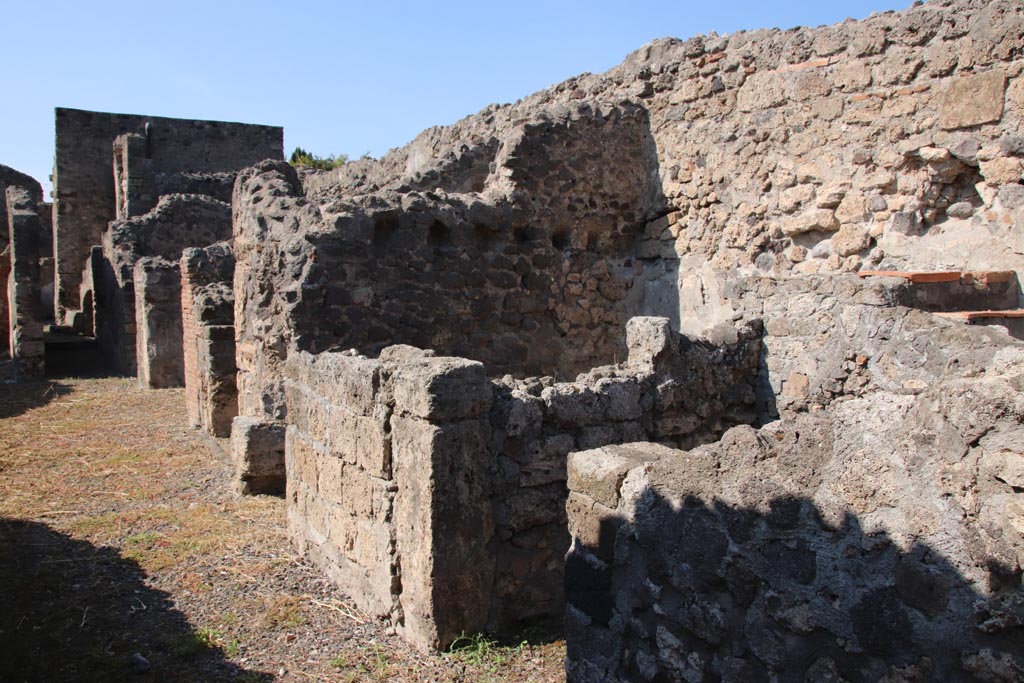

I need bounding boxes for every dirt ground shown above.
[0,376,566,683]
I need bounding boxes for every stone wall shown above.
[721,273,1023,418]
[282,315,763,651]
[133,257,183,388]
[281,0,1024,339]
[53,107,282,321]
[0,244,9,356]
[96,194,231,374]
[565,325,1024,680]
[232,101,671,481]
[6,187,45,376]
[181,242,237,437]
[1,165,47,358]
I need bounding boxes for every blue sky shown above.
[3,0,907,195]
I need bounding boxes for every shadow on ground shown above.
[0,518,273,683]
[0,380,73,419]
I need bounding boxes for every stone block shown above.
[980,157,1022,185]
[392,356,492,421]
[568,443,671,509]
[781,209,839,236]
[284,382,330,445]
[392,415,494,650]
[625,316,676,369]
[831,225,872,257]
[327,407,390,477]
[939,71,1007,130]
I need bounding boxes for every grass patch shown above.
[444,631,521,672]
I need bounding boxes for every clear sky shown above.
[2,0,908,195]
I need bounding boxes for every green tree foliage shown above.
[289,146,349,170]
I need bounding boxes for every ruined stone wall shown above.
[97,194,231,374]
[181,243,237,437]
[133,257,183,388]
[227,0,1024,658]
[232,101,668,487]
[565,325,1024,680]
[114,132,242,221]
[6,187,45,376]
[292,0,1024,338]
[721,273,1023,418]
[0,165,45,357]
[0,245,9,355]
[53,107,282,320]
[282,315,763,650]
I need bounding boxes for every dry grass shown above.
[0,377,566,682]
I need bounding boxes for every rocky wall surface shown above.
[53,107,282,321]
[133,257,183,388]
[565,331,1024,680]
[233,101,664,440]
[97,194,231,375]
[0,165,44,247]
[6,187,45,376]
[484,316,764,630]
[181,242,237,437]
[723,273,1024,417]
[292,0,1024,339]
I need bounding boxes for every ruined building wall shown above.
[282,315,763,651]
[0,165,45,358]
[565,319,1024,680]
[133,257,183,389]
[227,0,1024,657]
[181,242,237,437]
[97,194,231,375]
[235,101,661,399]
[232,102,667,491]
[293,0,1024,336]
[53,107,282,321]
[6,186,45,376]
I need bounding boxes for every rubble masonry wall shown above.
[6,186,46,376]
[565,320,1024,680]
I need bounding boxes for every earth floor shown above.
[0,376,565,683]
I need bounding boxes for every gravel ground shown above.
[0,377,566,683]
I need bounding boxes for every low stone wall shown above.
[565,323,1024,681]
[283,316,763,651]
[133,258,183,388]
[6,186,45,376]
[181,243,237,437]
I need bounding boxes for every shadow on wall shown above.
[0,518,273,683]
[566,490,1023,682]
